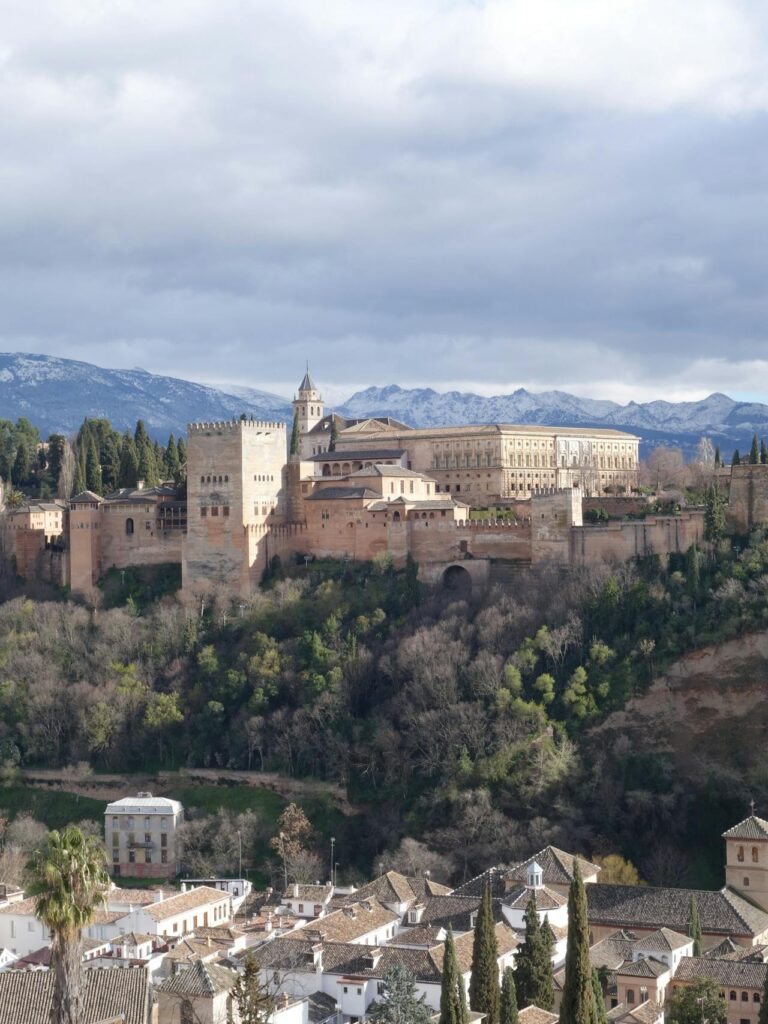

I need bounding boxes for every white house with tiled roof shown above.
[0,898,52,959]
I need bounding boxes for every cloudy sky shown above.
[3,0,768,404]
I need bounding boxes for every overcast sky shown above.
[3,0,768,404]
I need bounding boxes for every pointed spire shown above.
[299,363,316,393]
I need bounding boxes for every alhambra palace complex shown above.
[3,369,767,602]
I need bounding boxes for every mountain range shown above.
[1,352,767,457]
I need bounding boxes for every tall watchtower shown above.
[723,812,768,912]
[292,367,324,437]
[182,419,287,602]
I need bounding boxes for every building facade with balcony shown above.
[104,792,184,878]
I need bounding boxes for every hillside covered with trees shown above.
[0,520,767,886]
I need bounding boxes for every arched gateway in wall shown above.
[442,563,472,594]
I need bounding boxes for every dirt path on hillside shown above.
[21,768,360,815]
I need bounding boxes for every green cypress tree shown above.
[163,434,180,479]
[762,439,768,466]
[591,969,607,1024]
[750,434,760,464]
[538,918,556,1011]
[328,416,339,452]
[175,437,187,481]
[688,895,702,957]
[72,456,86,497]
[85,435,102,494]
[440,924,468,1024]
[704,484,726,543]
[560,861,598,1024]
[732,449,741,466]
[12,443,30,487]
[500,968,518,1024]
[514,898,554,1010]
[469,882,500,1024]
[118,434,140,489]
[714,444,721,468]
[102,433,121,492]
[290,411,301,457]
[685,543,700,600]
[134,420,158,486]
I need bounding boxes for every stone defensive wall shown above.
[568,510,705,564]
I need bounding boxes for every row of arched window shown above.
[201,475,228,484]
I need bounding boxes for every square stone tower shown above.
[182,419,287,602]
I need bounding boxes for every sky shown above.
[3,0,768,404]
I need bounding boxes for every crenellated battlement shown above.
[187,419,286,434]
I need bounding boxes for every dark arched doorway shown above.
[442,564,472,595]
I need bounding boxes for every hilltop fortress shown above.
[4,369,745,603]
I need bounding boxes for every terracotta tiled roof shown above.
[107,887,175,905]
[722,816,768,840]
[156,960,238,997]
[674,955,768,989]
[305,487,379,501]
[616,958,670,979]
[340,872,447,909]
[502,886,566,912]
[585,931,638,971]
[143,885,229,922]
[586,885,768,938]
[282,884,333,902]
[607,1001,663,1024]
[308,449,406,462]
[632,928,691,954]
[518,1006,560,1024]
[284,900,399,943]
[0,898,36,916]
[254,937,443,983]
[0,966,150,1024]
[455,848,601,899]
[408,895,486,932]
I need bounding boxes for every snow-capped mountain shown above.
[337,385,768,456]
[0,353,291,437]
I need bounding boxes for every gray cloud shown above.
[2,0,768,402]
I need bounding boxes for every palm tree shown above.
[27,826,109,1024]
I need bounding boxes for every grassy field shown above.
[0,786,104,830]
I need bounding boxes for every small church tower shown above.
[723,809,768,912]
[292,367,324,436]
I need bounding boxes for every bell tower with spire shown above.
[292,365,324,437]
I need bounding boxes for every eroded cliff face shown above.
[593,631,768,770]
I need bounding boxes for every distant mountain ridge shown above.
[0,353,292,437]
[0,353,765,455]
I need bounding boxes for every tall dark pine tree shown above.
[714,444,721,468]
[750,434,761,465]
[704,484,726,544]
[560,861,598,1024]
[514,898,554,1010]
[762,439,768,466]
[688,895,702,957]
[500,968,518,1024]
[440,925,468,1024]
[469,882,500,1024]
[732,449,741,466]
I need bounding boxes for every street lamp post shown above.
[330,836,336,888]
[236,829,242,880]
